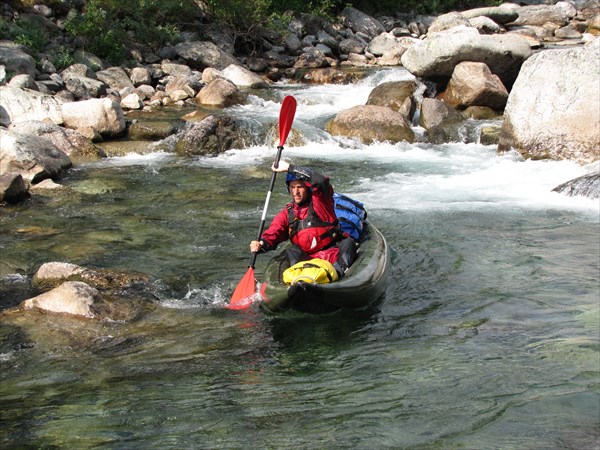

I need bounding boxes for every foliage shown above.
[0,16,47,54]
[7,0,503,66]
[347,0,501,15]
[63,0,196,64]
[49,46,75,70]
[64,0,127,63]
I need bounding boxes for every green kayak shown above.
[258,221,390,314]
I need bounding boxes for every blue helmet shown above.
[285,172,307,192]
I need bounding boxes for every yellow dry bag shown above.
[282,258,339,285]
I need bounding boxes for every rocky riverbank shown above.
[2,2,599,203]
[0,1,599,318]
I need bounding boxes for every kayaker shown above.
[250,161,357,276]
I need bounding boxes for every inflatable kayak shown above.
[258,221,390,314]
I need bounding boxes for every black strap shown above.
[287,203,339,240]
[335,198,367,219]
[338,216,361,234]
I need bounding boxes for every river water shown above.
[1,68,599,448]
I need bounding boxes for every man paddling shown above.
[250,161,357,277]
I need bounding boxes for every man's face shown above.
[289,180,309,205]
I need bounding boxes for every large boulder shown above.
[61,98,126,138]
[553,173,600,199]
[174,115,255,156]
[366,79,418,120]
[0,86,65,127]
[552,173,600,198]
[428,12,472,34]
[506,4,569,27]
[400,27,532,87]
[366,34,419,59]
[339,36,368,55]
[61,63,98,80]
[21,281,103,318]
[175,41,242,70]
[120,93,144,110]
[129,67,152,86]
[420,98,465,144]
[32,262,150,291]
[18,279,148,321]
[8,74,38,91]
[300,68,365,84]
[128,120,179,141]
[0,42,36,77]
[164,73,201,101]
[326,105,415,144]
[221,64,269,88]
[95,67,135,92]
[0,128,72,183]
[293,47,331,69]
[63,74,107,100]
[338,7,386,39]
[9,120,106,161]
[498,40,600,165]
[461,6,519,24]
[195,78,246,107]
[438,62,508,110]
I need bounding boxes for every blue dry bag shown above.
[333,193,367,241]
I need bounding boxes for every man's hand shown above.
[272,161,289,173]
[250,240,263,253]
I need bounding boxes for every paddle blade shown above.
[227,267,256,310]
[278,95,297,147]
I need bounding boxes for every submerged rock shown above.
[20,280,152,321]
[420,98,465,144]
[174,115,256,156]
[32,261,151,291]
[22,281,103,318]
[552,173,600,199]
[0,172,29,204]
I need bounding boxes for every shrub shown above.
[0,16,47,53]
[63,0,196,64]
[49,46,75,70]
[64,0,127,63]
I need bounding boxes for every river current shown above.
[1,68,598,448]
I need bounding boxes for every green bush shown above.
[63,0,196,64]
[59,0,501,65]
[49,46,75,70]
[0,16,47,53]
[64,0,127,63]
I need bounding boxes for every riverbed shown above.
[1,68,598,448]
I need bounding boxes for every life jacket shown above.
[287,203,341,253]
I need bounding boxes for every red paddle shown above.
[227,95,297,310]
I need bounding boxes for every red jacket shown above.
[260,166,340,263]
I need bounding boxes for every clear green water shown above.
[1,80,599,448]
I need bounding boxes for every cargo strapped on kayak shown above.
[282,258,339,285]
[333,193,367,241]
